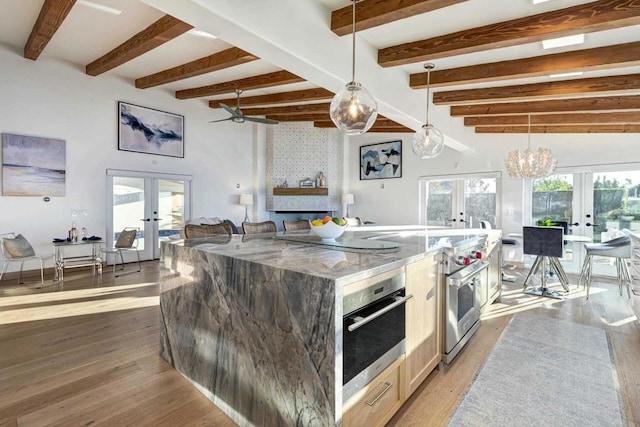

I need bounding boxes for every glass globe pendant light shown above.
[330,0,378,135]
[412,63,444,159]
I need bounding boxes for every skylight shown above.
[542,34,585,49]
[77,0,122,15]
[549,71,584,79]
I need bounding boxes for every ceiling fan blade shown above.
[218,102,237,116]
[243,116,279,125]
[208,117,233,123]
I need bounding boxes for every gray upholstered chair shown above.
[184,223,233,238]
[0,233,55,285]
[283,220,310,231]
[101,227,141,277]
[579,234,631,299]
[242,221,277,234]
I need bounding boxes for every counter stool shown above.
[578,235,631,299]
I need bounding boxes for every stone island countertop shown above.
[159,227,494,426]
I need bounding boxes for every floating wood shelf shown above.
[273,188,328,196]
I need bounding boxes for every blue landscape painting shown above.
[360,140,402,180]
[119,102,184,158]
[2,133,66,196]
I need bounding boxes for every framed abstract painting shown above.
[360,140,402,180]
[118,102,184,158]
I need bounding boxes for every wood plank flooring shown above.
[0,263,638,426]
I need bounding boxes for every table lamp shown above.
[341,193,354,217]
[239,193,253,222]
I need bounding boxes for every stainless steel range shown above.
[440,235,488,364]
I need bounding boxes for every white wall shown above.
[0,45,259,271]
[346,128,640,236]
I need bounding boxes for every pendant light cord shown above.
[351,0,356,83]
[527,113,531,149]
[426,67,431,125]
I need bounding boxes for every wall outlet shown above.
[236,183,240,189]
[380,183,384,189]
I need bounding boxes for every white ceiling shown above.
[2,0,639,149]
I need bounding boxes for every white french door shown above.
[106,170,192,261]
[419,172,501,229]
[525,163,640,275]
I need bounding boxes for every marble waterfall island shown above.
[159,231,431,426]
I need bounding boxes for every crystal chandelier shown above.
[505,115,556,179]
[329,0,378,135]
[412,63,444,159]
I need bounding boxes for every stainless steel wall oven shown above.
[342,272,412,402]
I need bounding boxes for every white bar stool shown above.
[578,235,631,299]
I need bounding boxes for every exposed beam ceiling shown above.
[135,47,258,89]
[314,121,412,132]
[241,103,332,116]
[464,112,640,126]
[475,125,640,133]
[86,15,192,76]
[266,114,331,122]
[433,73,640,105]
[379,0,640,67]
[176,70,303,99]
[24,0,76,60]
[209,89,333,108]
[411,42,640,88]
[330,0,468,36]
[450,95,640,116]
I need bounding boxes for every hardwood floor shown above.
[0,263,638,426]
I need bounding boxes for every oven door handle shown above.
[447,261,489,287]
[347,294,413,332]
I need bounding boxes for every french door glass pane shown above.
[112,177,145,251]
[594,171,640,243]
[158,179,184,244]
[532,174,573,225]
[464,178,497,228]
[426,180,453,226]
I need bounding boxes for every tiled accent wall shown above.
[266,122,341,211]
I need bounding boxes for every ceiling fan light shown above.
[412,124,444,159]
[330,82,378,135]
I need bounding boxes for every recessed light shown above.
[77,0,122,15]
[542,34,585,49]
[549,71,584,78]
[187,29,218,40]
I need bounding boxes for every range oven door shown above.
[343,287,412,402]
[444,261,489,362]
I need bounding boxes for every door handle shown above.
[347,294,414,332]
[140,218,151,222]
[153,218,160,221]
[585,222,599,227]
[571,222,579,226]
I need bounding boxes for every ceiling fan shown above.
[209,89,279,125]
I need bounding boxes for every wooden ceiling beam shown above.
[86,15,193,76]
[434,73,640,105]
[313,121,411,132]
[331,0,468,36]
[240,103,331,116]
[411,41,640,88]
[379,0,640,67]
[24,0,76,60]
[209,89,333,108]
[135,48,258,89]
[451,95,640,116]
[465,112,640,127]
[476,125,640,133]
[265,114,331,122]
[176,70,303,99]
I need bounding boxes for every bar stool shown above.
[579,235,631,299]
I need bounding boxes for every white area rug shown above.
[447,312,623,427]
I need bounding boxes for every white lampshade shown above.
[341,193,355,205]
[239,194,253,205]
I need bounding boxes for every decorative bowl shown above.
[309,220,347,241]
